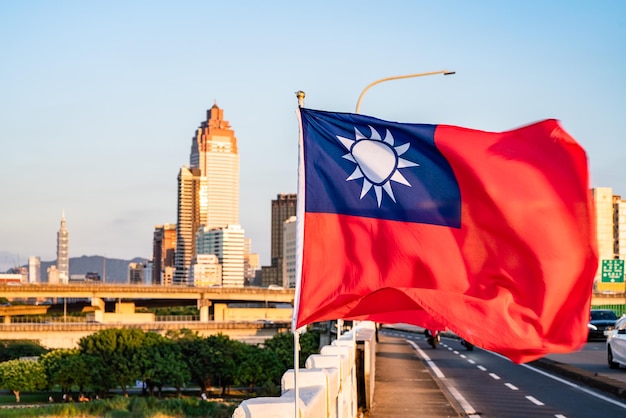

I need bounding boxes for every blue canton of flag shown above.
[300,108,461,227]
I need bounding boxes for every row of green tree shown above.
[0,328,320,403]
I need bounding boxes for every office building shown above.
[56,211,69,284]
[47,265,60,285]
[173,167,207,285]
[262,193,297,287]
[190,254,222,287]
[28,256,41,284]
[243,237,260,286]
[197,224,245,288]
[129,262,151,285]
[153,224,176,285]
[190,103,239,229]
[592,187,626,292]
[174,104,240,285]
[282,216,297,288]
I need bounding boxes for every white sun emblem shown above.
[337,126,419,207]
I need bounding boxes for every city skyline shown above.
[1,2,625,271]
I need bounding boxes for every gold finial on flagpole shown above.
[295,90,306,107]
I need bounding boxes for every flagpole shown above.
[293,90,306,418]
[355,69,456,113]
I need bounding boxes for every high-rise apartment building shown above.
[174,167,206,285]
[282,216,297,288]
[153,224,176,285]
[28,256,41,284]
[190,254,222,287]
[56,211,69,284]
[197,225,245,288]
[262,193,297,287]
[174,104,240,285]
[592,187,626,292]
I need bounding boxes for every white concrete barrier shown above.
[232,321,376,418]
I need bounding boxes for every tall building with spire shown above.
[174,104,240,285]
[56,211,69,284]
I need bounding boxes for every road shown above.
[382,328,626,418]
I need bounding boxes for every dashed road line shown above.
[407,339,480,418]
[526,395,545,406]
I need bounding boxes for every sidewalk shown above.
[368,334,461,417]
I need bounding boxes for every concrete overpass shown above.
[0,305,51,323]
[0,283,295,322]
[0,320,291,349]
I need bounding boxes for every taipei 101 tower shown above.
[57,211,69,284]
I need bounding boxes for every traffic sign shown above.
[601,259,625,283]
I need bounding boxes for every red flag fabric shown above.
[294,108,597,363]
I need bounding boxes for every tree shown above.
[0,340,48,362]
[235,345,283,392]
[178,336,214,393]
[0,359,47,402]
[78,328,146,395]
[264,330,320,369]
[40,349,93,394]
[137,333,190,397]
[205,334,239,395]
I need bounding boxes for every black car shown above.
[588,309,618,341]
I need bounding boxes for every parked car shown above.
[588,309,618,341]
[607,315,626,369]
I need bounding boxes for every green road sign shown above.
[601,259,625,283]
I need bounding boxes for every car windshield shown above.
[590,310,617,321]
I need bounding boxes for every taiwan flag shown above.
[293,107,598,364]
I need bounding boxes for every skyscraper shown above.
[153,224,176,285]
[174,104,240,285]
[56,211,69,284]
[28,256,41,284]
[190,103,239,229]
[261,193,297,287]
[173,166,206,285]
[197,224,245,288]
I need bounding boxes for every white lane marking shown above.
[519,362,626,410]
[477,365,487,371]
[407,339,479,417]
[406,340,445,378]
[555,415,568,418]
[505,383,519,390]
[447,385,481,417]
[467,359,476,364]
[489,373,501,380]
[526,395,545,406]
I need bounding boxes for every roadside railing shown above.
[233,321,377,418]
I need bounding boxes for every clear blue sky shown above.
[1,1,625,271]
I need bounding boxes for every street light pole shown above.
[355,69,455,113]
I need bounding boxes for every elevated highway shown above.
[0,283,295,303]
[0,283,295,323]
[0,320,291,349]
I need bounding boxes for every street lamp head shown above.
[443,71,456,76]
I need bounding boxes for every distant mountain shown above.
[35,255,148,283]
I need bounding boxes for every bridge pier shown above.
[198,299,211,322]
